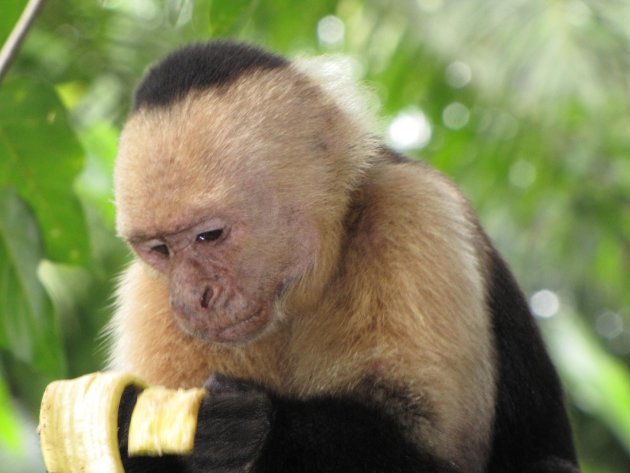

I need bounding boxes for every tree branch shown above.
[0,0,47,84]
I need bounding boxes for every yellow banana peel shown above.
[38,372,205,473]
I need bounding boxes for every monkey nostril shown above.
[200,287,213,310]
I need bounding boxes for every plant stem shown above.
[0,0,47,84]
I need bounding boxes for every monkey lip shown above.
[213,308,269,344]
[173,301,271,345]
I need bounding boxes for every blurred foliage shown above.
[0,0,629,471]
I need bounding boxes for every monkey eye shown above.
[196,229,223,242]
[150,243,170,257]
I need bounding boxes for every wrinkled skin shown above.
[128,200,316,345]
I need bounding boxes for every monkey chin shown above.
[175,307,273,346]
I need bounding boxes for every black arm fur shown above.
[117,375,454,473]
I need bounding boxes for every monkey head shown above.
[113,65,363,346]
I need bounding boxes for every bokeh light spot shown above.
[509,160,537,189]
[317,15,345,47]
[442,102,470,130]
[387,109,432,151]
[445,61,472,88]
[530,290,560,319]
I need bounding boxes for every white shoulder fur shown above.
[291,55,380,134]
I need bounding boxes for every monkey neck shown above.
[282,141,384,318]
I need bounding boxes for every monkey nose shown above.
[199,286,213,310]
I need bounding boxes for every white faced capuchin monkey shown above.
[109,41,580,473]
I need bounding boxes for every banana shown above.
[38,372,206,473]
[128,385,206,456]
[39,372,144,473]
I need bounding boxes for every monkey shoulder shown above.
[337,154,495,390]
[351,157,483,275]
[322,157,497,468]
[342,154,495,388]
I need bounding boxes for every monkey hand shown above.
[188,374,273,472]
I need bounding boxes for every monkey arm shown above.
[250,393,455,473]
[117,374,455,473]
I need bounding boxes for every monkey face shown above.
[124,211,265,344]
[128,215,267,343]
[117,162,319,346]
[114,81,326,346]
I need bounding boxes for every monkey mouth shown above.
[213,308,269,344]
[172,296,272,345]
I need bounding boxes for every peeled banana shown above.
[38,372,206,473]
[128,385,206,456]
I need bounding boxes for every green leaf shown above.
[0,77,89,265]
[544,311,630,454]
[167,0,194,28]
[0,187,65,377]
[0,0,25,45]
[0,373,21,453]
[208,0,259,36]
[191,0,211,34]
[74,121,118,227]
